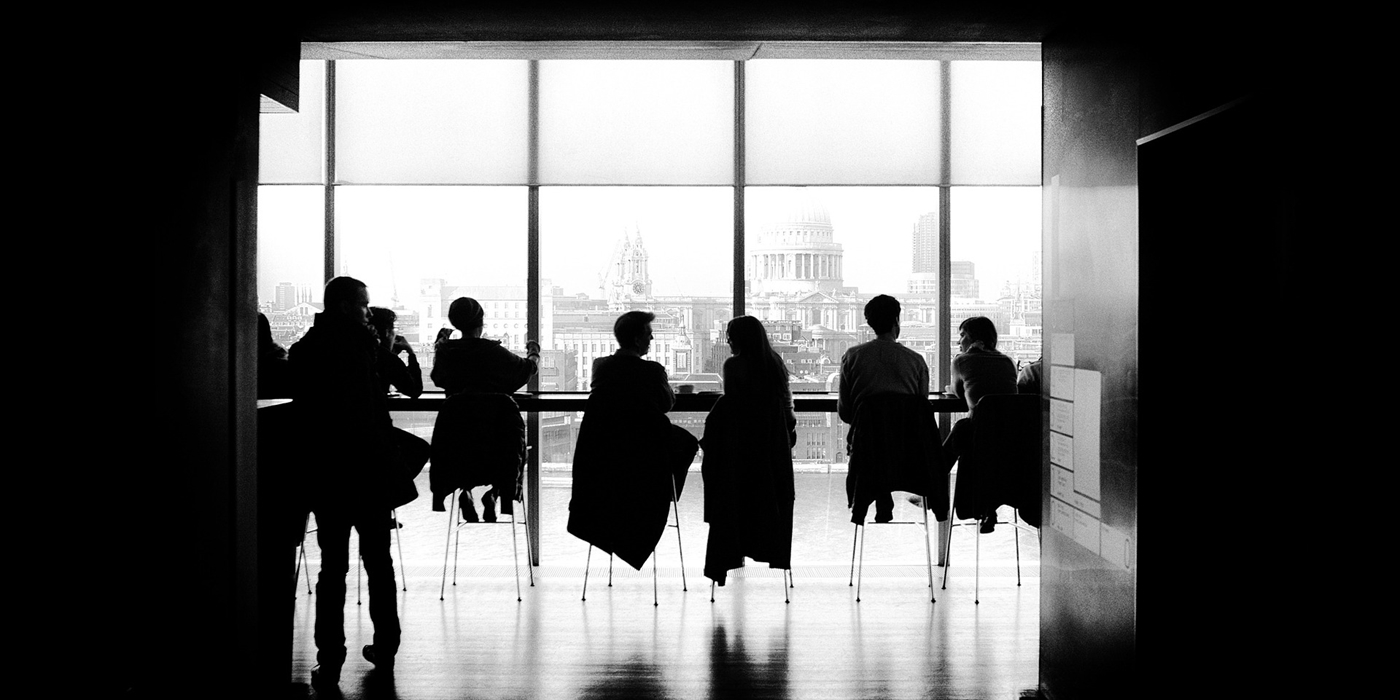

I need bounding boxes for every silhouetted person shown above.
[368,306,430,529]
[701,315,796,585]
[257,312,293,399]
[942,316,1018,531]
[1018,355,1044,396]
[369,306,423,399]
[567,310,699,570]
[290,276,414,691]
[428,296,539,521]
[838,294,931,522]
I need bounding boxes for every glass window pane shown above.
[336,61,529,184]
[744,187,943,389]
[538,61,734,185]
[260,61,325,185]
[257,185,324,346]
[336,186,529,388]
[540,187,733,384]
[950,61,1042,185]
[950,186,1042,367]
[746,61,942,185]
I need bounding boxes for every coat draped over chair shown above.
[700,394,795,586]
[566,398,696,570]
[429,392,526,514]
[846,394,949,524]
[952,393,1041,527]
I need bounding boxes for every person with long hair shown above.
[701,315,796,586]
[721,315,796,441]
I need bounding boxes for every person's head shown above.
[448,297,485,334]
[368,307,397,344]
[726,315,770,357]
[958,316,998,352]
[727,315,788,380]
[864,294,901,336]
[613,310,655,355]
[323,276,369,325]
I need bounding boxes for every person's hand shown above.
[436,327,454,345]
[392,334,413,355]
[525,340,541,355]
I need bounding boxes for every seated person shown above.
[1017,356,1044,395]
[700,316,796,585]
[429,297,539,522]
[942,315,1018,531]
[369,307,423,399]
[838,294,931,523]
[567,310,699,570]
[257,312,294,399]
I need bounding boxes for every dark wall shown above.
[44,9,299,698]
[1041,10,1329,699]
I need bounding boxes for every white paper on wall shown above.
[1072,369,1101,501]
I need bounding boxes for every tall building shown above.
[274,282,297,312]
[951,260,980,299]
[908,211,940,294]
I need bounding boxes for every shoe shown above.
[310,664,341,692]
[874,511,894,524]
[387,518,403,530]
[481,490,497,523]
[979,513,998,534]
[459,492,479,523]
[363,644,395,670]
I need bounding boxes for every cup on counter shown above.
[943,385,954,395]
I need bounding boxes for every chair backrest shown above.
[850,394,947,518]
[964,393,1041,527]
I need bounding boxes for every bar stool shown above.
[938,393,1041,603]
[849,501,936,603]
[581,473,687,606]
[440,487,533,602]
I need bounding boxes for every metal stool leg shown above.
[510,510,523,602]
[671,475,687,592]
[788,568,794,588]
[975,517,982,605]
[855,524,866,602]
[652,549,659,607]
[848,523,859,587]
[392,508,406,592]
[452,500,464,587]
[710,580,716,603]
[440,491,456,601]
[1013,508,1022,586]
[783,568,790,604]
[582,546,593,601]
[923,502,936,603]
[608,553,614,587]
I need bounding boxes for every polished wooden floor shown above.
[291,476,1039,699]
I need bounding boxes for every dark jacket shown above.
[567,354,696,570]
[429,392,526,512]
[289,312,416,512]
[431,337,536,396]
[701,392,795,585]
[953,393,1041,527]
[846,394,948,523]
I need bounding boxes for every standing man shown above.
[290,276,408,691]
[838,294,931,521]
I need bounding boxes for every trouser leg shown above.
[313,512,351,669]
[355,511,401,657]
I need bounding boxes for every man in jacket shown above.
[838,295,931,522]
[290,276,404,691]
